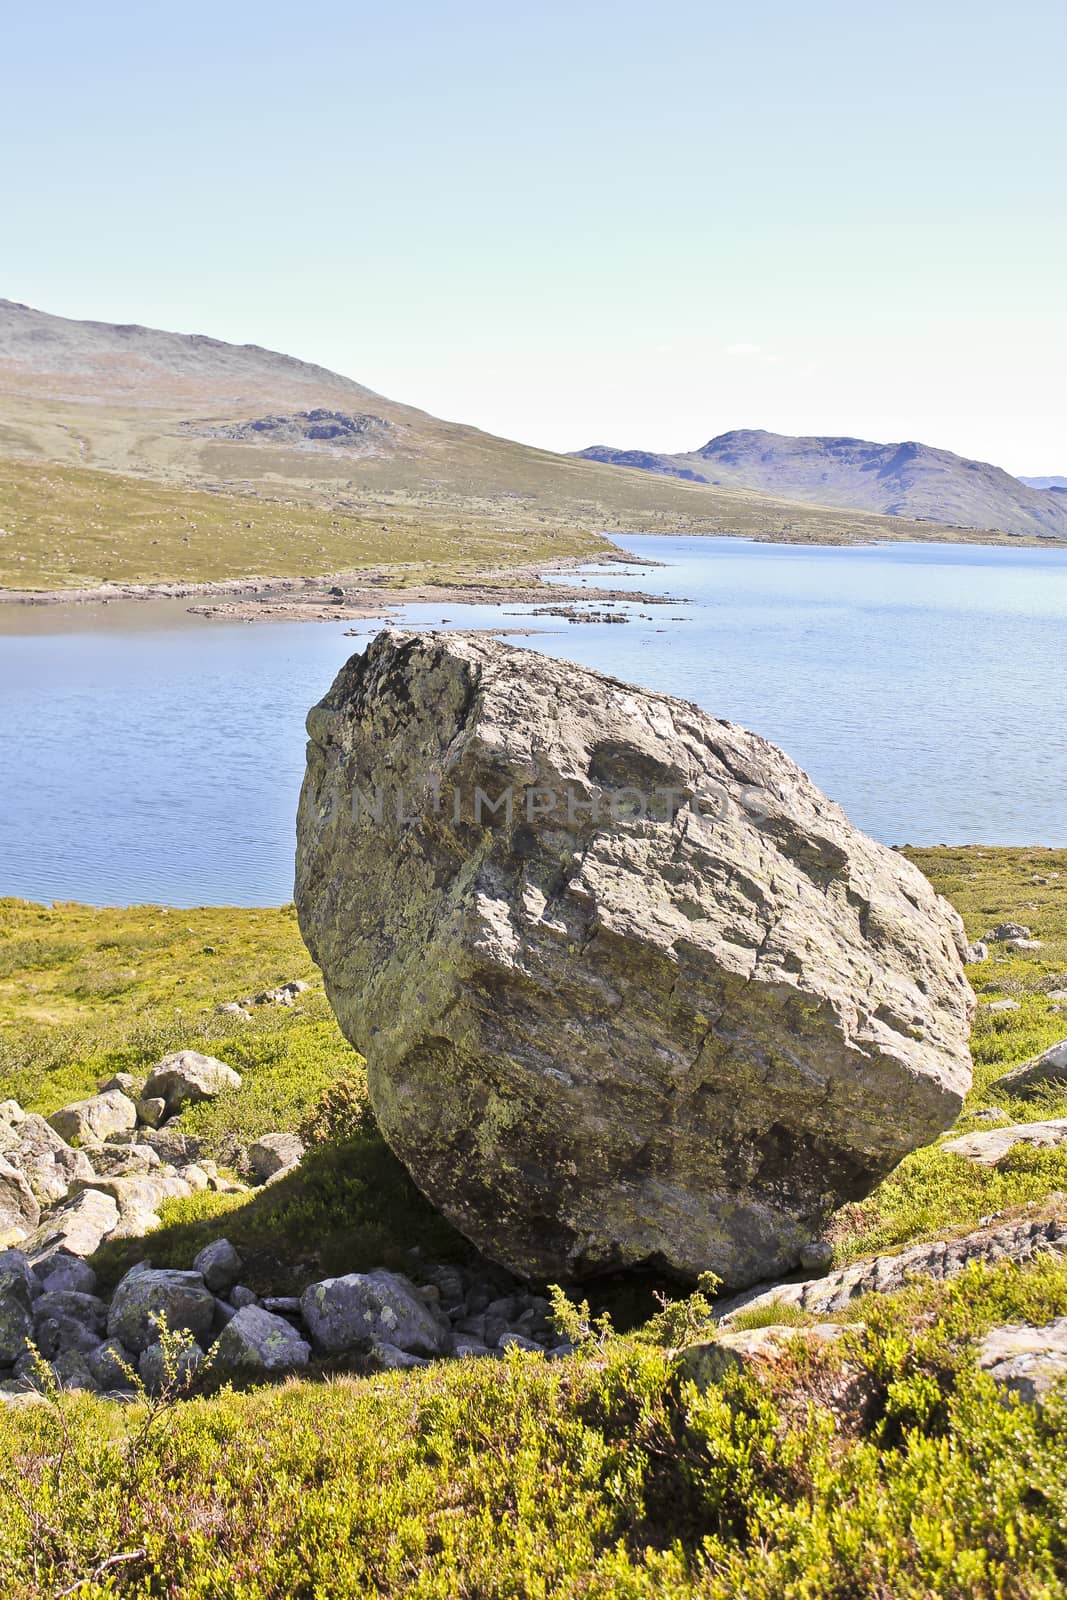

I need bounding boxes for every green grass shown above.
[3,1251,1067,1598]
[0,456,603,590]
[2,849,1067,1595]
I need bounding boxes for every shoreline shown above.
[0,546,686,627]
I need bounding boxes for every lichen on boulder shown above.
[296,632,974,1288]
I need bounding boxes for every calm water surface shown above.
[1,537,1065,906]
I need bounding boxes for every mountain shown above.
[0,299,976,592]
[1021,476,1067,492]
[576,430,1067,542]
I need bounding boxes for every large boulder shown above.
[140,1052,242,1117]
[21,1189,119,1260]
[295,633,975,1287]
[213,1305,311,1376]
[995,1039,1067,1097]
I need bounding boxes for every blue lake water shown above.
[1,536,1065,907]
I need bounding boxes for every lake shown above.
[1,536,1065,907]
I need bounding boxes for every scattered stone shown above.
[216,1002,250,1020]
[942,1119,1067,1168]
[87,1339,136,1389]
[135,1097,167,1129]
[88,1143,162,1177]
[301,1269,450,1357]
[193,1238,242,1294]
[0,1154,40,1244]
[1007,939,1043,952]
[22,1189,120,1260]
[967,942,989,963]
[677,1322,853,1390]
[982,999,1020,1014]
[107,1267,216,1354]
[994,1039,1067,1097]
[715,1206,1067,1324]
[0,1250,37,1364]
[249,1133,305,1181]
[140,1051,242,1117]
[295,631,975,1287]
[138,1338,206,1394]
[230,1286,259,1310]
[36,1254,97,1296]
[97,1073,145,1099]
[498,1331,542,1353]
[798,1240,834,1273]
[369,1340,431,1371]
[139,1127,203,1165]
[986,923,1032,942]
[47,1091,137,1147]
[977,1318,1067,1407]
[213,1306,310,1375]
[0,1113,96,1208]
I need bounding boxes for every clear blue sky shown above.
[3,0,1064,472]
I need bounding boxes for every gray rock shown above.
[994,1039,1067,1097]
[47,1091,137,1147]
[0,1250,36,1364]
[141,1051,242,1116]
[213,1305,311,1376]
[677,1322,853,1391]
[192,1239,242,1293]
[87,1339,136,1389]
[248,1133,305,1181]
[87,1142,162,1177]
[0,1155,40,1245]
[967,942,989,963]
[301,1269,450,1357]
[261,1296,302,1315]
[368,1340,431,1371]
[97,1073,145,1099]
[107,1268,216,1354]
[138,1338,206,1394]
[498,1332,543,1353]
[21,1188,120,1259]
[798,1240,834,1273]
[716,1206,1067,1324]
[295,631,975,1287]
[1007,939,1043,952]
[977,1318,1067,1407]
[982,999,1021,1014]
[941,1119,1067,1167]
[216,1002,251,1020]
[139,1127,202,1165]
[986,923,1032,942]
[179,1163,211,1192]
[50,1350,100,1392]
[0,1113,96,1207]
[135,1097,167,1128]
[36,1254,97,1295]
[33,1290,107,1334]
[230,1284,259,1309]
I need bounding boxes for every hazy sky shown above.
[3,0,1064,473]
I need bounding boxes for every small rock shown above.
[89,1143,162,1177]
[135,1097,167,1129]
[48,1091,137,1147]
[967,942,989,963]
[216,1002,250,1021]
[0,1154,40,1243]
[213,1306,311,1376]
[982,999,1021,1014]
[141,1051,242,1117]
[97,1073,146,1099]
[994,1038,1067,1097]
[368,1340,431,1371]
[138,1338,206,1394]
[249,1133,305,1181]
[1007,939,1043,952]
[986,923,1033,942]
[230,1285,259,1309]
[498,1332,543,1353]
[22,1189,120,1259]
[0,1113,96,1208]
[87,1339,136,1389]
[107,1267,216,1354]
[798,1240,834,1273]
[193,1239,242,1294]
[978,1318,1067,1407]
[37,1255,97,1296]
[942,1119,1067,1168]
[301,1269,450,1357]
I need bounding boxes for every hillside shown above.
[0,302,971,591]
[577,429,1067,542]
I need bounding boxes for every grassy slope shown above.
[0,457,604,590]
[1,846,1067,1596]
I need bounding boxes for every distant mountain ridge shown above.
[576,429,1067,542]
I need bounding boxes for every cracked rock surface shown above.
[296,631,974,1287]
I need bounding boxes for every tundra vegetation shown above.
[0,844,1066,1597]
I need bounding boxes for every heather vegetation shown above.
[1,846,1066,1596]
